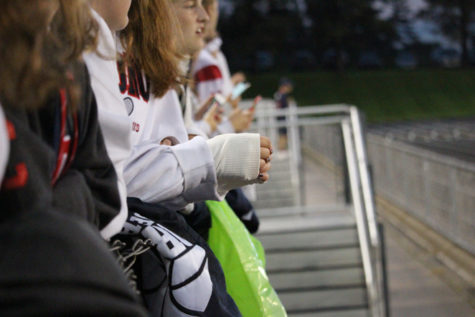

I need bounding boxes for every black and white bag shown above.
[116,198,242,317]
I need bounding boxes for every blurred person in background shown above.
[274,77,294,151]
[191,0,252,136]
[190,0,261,233]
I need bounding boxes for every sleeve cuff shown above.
[207,133,260,195]
[170,136,221,202]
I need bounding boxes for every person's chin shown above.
[116,17,129,31]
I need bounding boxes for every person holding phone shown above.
[188,0,262,234]
[191,0,244,104]
[191,0,254,136]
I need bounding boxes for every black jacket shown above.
[0,65,120,230]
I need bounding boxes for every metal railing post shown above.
[342,119,380,316]
[288,102,302,205]
[349,107,386,316]
[350,107,380,247]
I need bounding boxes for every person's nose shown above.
[197,5,209,23]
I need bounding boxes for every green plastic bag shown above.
[206,200,287,317]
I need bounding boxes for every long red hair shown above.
[120,0,181,98]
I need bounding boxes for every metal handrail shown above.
[252,101,386,316]
[341,118,380,316]
[347,108,386,316]
[350,107,380,247]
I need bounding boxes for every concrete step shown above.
[259,176,293,186]
[253,194,296,202]
[279,287,367,312]
[269,166,292,174]
[256,205,352,218]
[262,162,292,173]
[269,267,364,290]
[259,228,359,251]
[256,187,296,196]
[256,181,296,192]
[264,166,293,175]
[258,212,356,234]
[257,207,367,315]
[257,179,296,192]
[266,247,362,272]
[288,308,369,317]
[253,200,297,210]
[256,193,296,203]
[269,158,292,166]
[259,181,294,188]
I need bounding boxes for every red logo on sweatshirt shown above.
[117,61,150,102]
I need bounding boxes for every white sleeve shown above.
[0,106,9,183]
[207,133,261,196]
[124,136,221,209]
[196,77,224,104]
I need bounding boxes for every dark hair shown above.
[279,77,293,87]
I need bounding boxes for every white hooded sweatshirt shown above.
[84,11,261,235]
